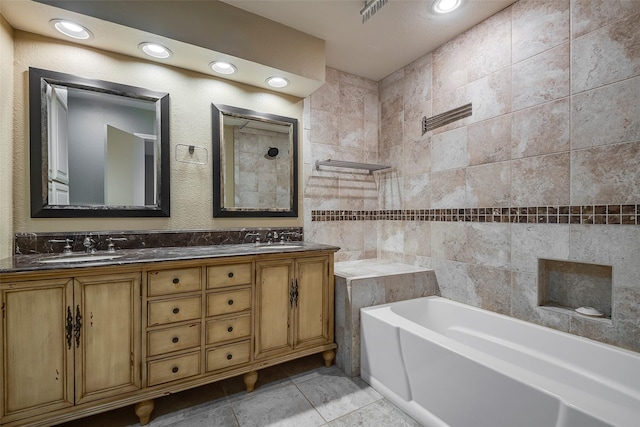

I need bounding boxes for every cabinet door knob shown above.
[226,354,233,360]
[172,307,180,314]
[172,337,179,343]
[172,277,180,284]
[227,326,233,333]
[228,299,234,305]
[172,367,179,373]
[228,272,234,278]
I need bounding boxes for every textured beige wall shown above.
[0,15,14,258]
[12,31,303,234]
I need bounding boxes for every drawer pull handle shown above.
[172,337,179,343]
[172,307,180,314]
[228,299,234,305]
[227,326,234,333]
[226,354,233,360]
[172,277,180,284]
[228,272,234,278]
[172,367,179,373]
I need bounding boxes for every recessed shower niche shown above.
[538,259,612,319]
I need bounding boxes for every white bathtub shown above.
[360,296,640,427]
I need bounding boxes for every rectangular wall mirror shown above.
[212,104,298,218]
[29,67,170,217]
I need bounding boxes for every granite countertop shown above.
[0,242,340,274]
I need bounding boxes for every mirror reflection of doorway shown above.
[105,125,155,206]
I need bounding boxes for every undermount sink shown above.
[40,254,123,264]
[255,245,302,250]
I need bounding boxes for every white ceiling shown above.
[222,0,516,81]
[2,0,517,93]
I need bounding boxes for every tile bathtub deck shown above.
[58,355,420,427]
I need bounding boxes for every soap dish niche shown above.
[538,259,612,319]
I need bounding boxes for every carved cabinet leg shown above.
[322,349,335,367]
[243,370,258,392]
[135,399,155,426]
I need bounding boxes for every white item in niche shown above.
[575,306,603,317]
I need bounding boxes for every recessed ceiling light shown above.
[210,61,237,75]
[266,76,289,88]
[139,42,172,59]
[433,0,462,13]
[51,19,92,40]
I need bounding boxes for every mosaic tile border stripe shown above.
[311,205,639,225]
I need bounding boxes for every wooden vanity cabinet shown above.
[1,272,141,425]
[255,255,334,362]
[1,249,336,427]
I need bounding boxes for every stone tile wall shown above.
[304,0,640,353]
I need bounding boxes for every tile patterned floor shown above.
[59,355,420,427]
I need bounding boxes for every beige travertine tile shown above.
[403,97,429,144]
[433,34,467,96]
[468,264,512,315]
[380,70,404,119]
[511,224,570,273]
[431,222,468,263]
[511,271,571,332]
[338,116,364,150]
[403,173,431,210]
[614,286,640,326]
[512,0,569,63]
[512,98,570,159]
[467,6,512,82]
[466,161,511,207]
[572,12,640,93]
[511,152,570,206]
[571,141,640,205]
[379,220,404,255]
[431,86,470,134]
[571,0,640,39]
[378,175,403,210]
[310,79,338,113]
[430,258,470,303]
[364,88,379,123]
[512,42,570,111]
[466,222,511,269]
[431,168,466,208]
[431,127,468,172]
[309,109,338,145]
[467,68,512,123]
[404,53,432,107]
[403,221,431,257]
[569,224,640,288]
[571,76,640,149]
[339,83,365,119]
[379,112,403,150]
[403,135,431,176]
[468,114,512,166]
[339,70,376,91]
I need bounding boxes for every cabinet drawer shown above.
[206,341,250,372]
[148,323,201,357]
[148,352,200,386]
[148,297,201,326]
[206,314,250,345]
[207,263,252,289]
[148,268,201,296]
[207,289,251,316]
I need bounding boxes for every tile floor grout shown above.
[58,355,420,427]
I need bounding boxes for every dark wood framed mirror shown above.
[29,67,170,217]
[212,104,298,218]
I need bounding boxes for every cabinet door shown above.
[255,259,294,359]
[294,256,331,348]
[74,273,141,404]
[2,279,74,423]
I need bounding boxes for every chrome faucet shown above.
[279,231,301,244]
[83,235,96,254]
[106,237,128,253]
[48,238,74,254]
[243,232,261,246]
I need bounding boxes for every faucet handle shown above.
[48,238,74,254]
[106,237,127,253]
